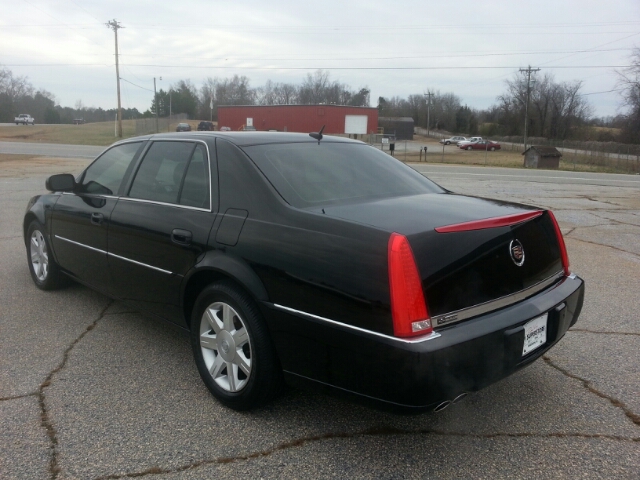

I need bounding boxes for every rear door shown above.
[50,141,144,291]
[107,140,217,323]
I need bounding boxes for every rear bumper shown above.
[266,274,584,410]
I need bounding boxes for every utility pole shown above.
[153,77,159,133]
[519,66,540,152]
[424,91,434,137]
[105,19,124,138]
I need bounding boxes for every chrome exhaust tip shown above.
[452,392,468,404]
[434,400,451,412]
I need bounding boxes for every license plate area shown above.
[522,313,548,356]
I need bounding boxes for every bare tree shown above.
[495,72,590,139]
[616,47,640,143]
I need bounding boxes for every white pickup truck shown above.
[456,136,483,147]
[15,114,35,125]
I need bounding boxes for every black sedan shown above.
[24,132,584,412]
[176,123,191,132]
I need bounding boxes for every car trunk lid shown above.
[323,193,565,327]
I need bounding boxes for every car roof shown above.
[117,131,361,147]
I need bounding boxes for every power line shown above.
[4,64,630,70]
[119,77,154,92]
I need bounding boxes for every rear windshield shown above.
[242,142,444,208]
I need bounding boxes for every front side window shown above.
[78,142,142,195]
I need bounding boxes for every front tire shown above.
[190,281,282,410]
[490,147,496,151]
[26,221,66,290]
[466,146,472,150]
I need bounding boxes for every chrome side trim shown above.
[54,235,107,254]
[107,252,173,275]
[431,271,564,328]
[54,235,173,274]
[272,304,441,344]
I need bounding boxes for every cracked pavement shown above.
[1,159,639,479]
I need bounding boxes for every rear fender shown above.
[181,250,269,327]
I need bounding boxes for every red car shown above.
[460,140,501,151]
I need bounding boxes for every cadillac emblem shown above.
[509,239,525,266]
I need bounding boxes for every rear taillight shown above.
[388,233,432,337]
[548,211,570,276]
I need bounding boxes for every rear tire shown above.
[190,281,283,410]
[26,221,67,290]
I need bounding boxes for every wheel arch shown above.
[181,253,269,329]
[23,199,48,246]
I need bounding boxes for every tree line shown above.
[148,70,371,120]
[2,58,639,144]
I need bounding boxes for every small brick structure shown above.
[522,146,562,169]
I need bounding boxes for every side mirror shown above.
[46,173,76,192]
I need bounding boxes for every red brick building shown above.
[217,105,378,134]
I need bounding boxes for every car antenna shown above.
[309,125,325,144]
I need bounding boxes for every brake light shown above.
[388,233,432,337]
[548,211,570,276]
[435,210,543,233]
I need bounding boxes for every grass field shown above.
[0,120,140,146]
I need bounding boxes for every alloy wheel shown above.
[199,302,252,392]
[30,230,49,281]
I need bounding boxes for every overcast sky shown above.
[2,0,639,117]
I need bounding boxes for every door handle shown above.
[171,228,192,245]
[91,213,104,225]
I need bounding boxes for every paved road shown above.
[0,141,104,159]
[1,161,638,479]
[412,163,640,188]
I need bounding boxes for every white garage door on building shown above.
[344,115,368,134]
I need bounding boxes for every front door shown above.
[50,141,144,291]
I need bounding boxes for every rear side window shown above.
[243,142,444,208]
[78,142,142,195]
[128,141,195,204]
[179,144,210,208]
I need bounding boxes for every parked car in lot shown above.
[197,121,215,131]
[176,123,192,132]
[219,126,231,131]
[439,136,467,145]
[460,140,501,151]
[457,136,483,147]
[23,131,584,412]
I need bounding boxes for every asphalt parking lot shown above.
[1,157,639,479]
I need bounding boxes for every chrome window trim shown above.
[117,196,210,212]
[431,270,564,328]
[54,235,107,255]
[61,192,119,199]
[61,191,211,212]
[54,235,173,274]
[271,304,442,344]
